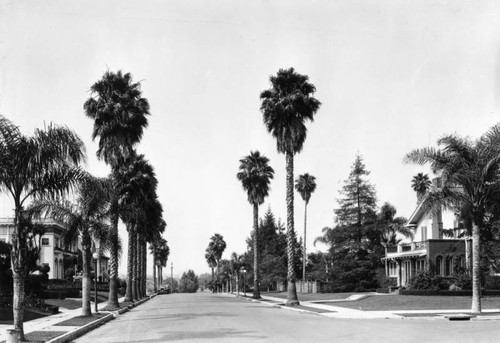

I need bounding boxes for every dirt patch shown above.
[24,330,67,342]
[54,313,107,326]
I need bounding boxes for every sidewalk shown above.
[0,296,152,343]
[225,292,500,321]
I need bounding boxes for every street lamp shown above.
[171,262,174,293]
[92,251,99,314]
[242,268,246,297]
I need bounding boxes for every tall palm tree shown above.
[230,252,243,295]
[30,175,111,316]
[405,126,500,313]
[0,115,85,339]
[117,154,158,302]
[237,151,274,298]
[150,229,167,292]
[205,247,217,290]
[260,68,321,305]
[84,70,150,309]
[295,173,316,282]
[156,238,170,289]
[411,173,432,203]
[208,233,226,292]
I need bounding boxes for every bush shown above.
[407,271,442,290]
[485,275,500,290]
[452,272,472,290]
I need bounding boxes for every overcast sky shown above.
[1,0,500,277]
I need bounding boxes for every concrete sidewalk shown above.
[0,296,152,343]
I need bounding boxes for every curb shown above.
[45,313,114,343]
[45,295,155,343]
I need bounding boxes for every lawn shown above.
[321,295,500,311]
[261,291,354,302]
[0,306,50,324]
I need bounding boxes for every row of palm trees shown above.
[205,233,226,292]
[0,70,170,339]
[236,67,321,305]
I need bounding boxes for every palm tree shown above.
[237,151,274,298]
[30,175,110,316]
[207,233,226,292]
[0,115,85,339]
[411,173,432,203]
[405,126,500,313]
[260,68,321,305]
[205,247,217,291]
[295,173,316,282]
[150,229,167,292]
[84,70,150,309]
[156,238,170,289]
[230,252,243,295]
[117,154,158,302]
[378,202,412,246]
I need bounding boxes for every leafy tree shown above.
[179,270,199,293]
[405,126,500,313]
[237,151,274,298]
[315,155,382,291]
[378,202,411,246]
[84,70,150,309]
[295,173,316,281]
[0,115,85,339]
[260,67,321,305]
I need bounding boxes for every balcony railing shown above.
[386,241,428,254]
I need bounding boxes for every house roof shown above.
[405,200,427,227]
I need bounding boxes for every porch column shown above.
[396,259,402,287]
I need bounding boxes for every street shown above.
[74,292,500,343]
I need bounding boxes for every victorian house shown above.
[383,201,471,287]
[0,217,109,281]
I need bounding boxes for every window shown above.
[445,257,453,276]
[436,256,443,275]
[388,262,398,277]
[421,226,427,242]
[436,256,442,276]
[55,237,60,248]
[416,259,426,272]
[42,238,50,246]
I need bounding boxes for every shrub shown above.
[485,275,500,290]
[407,271,442,290]
[452,272,472,290]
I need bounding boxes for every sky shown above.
[1,0,500,277]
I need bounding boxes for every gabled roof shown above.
[405,199,427,228]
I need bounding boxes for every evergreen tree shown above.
[178,270,199,293]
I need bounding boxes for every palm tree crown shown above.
[237,151,275,205]
[411,173,431,200]
[295,173,316,204]
[260,67,321,154]
[84,70,150,167]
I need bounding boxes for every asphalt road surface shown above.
[74,292,500,342]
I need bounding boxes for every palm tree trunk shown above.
[11,207,26,340]
[286,151,299,305]
[303,201,307,282]
[132,232,138,300]
[253,202,261,299]
[471,223,481,313]
[142,239,147,297]
[81,235,92,316]
[106,209,120,309]
[125,224,135,302]
[153,246,157,293]
[136,235,142,298]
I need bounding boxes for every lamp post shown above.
[171,262,174,292]
[242,268,246,297]
[92,251,99,313]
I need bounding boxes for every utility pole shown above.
[171,262,174,292]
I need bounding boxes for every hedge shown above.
[400,289,500,296]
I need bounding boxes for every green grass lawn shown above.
[321,295,500,311]
[0,306,50,324]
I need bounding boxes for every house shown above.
[0,217,109,281]
[383,201,472,287]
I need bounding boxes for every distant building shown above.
[0,217,109,281]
